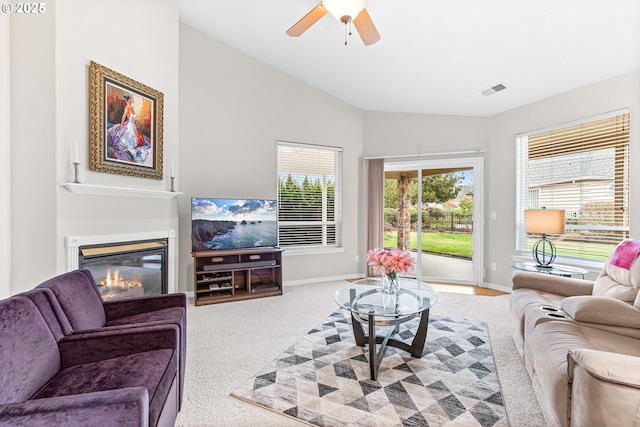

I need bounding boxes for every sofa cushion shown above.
[0,296,61,404]
[567,349,640,427]
[512,270,593,296]
[0,388,149,427]
[592,242,640,303]
[37,270,107,331]
[33,349,176,427]
[561,296,640,329]
[510,288,567,362]
[525,319,640,426]
[592,273,639,303]
[103,304,187,412]
[22,288,73,340]
[106,307,184,328]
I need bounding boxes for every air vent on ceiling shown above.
[481,83,508,97]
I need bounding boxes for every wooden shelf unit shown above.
[192,247,283,306]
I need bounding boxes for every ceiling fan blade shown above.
[353,8,381,46]
[286,3,328,37]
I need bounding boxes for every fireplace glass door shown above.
[79,240,168,301]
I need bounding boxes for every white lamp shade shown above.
[524,209,565,235]
[323,0,369,21]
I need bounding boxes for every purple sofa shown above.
[34,270,186,409]
[0,295,179,426]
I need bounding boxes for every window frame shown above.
[276,140,343,252]
[515,109,630,266]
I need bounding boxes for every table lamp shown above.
[524,208,565,267]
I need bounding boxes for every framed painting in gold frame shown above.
[89,60,164,179]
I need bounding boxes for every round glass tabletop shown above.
[335,277,438,318]
[510,262,588,277]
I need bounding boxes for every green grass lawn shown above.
[384,231,473,259]
[526,239,614,261]
[383,233,616,261]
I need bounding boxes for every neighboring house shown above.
[528,147,628,245]
[529,149,617,213]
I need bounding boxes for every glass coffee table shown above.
[334,277,438,380]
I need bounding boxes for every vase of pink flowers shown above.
[366,248,414,294]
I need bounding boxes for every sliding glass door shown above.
[383,156,484,286]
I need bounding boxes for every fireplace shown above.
[79,240,167,301]
[66,230,176,300]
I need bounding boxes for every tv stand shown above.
[192,247,283,306]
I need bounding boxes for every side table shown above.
[511,262,588,279]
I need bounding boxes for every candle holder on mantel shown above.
[170,176,175,192]
[72,162,81,184]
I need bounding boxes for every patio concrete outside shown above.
[418,252,473,282]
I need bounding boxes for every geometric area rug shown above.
[231,310,508,426]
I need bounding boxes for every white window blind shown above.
[516,109,630,262]
[277,141,342,248]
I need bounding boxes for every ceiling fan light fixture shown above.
[323,0,369,22]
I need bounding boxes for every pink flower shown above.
[366,248,414,277]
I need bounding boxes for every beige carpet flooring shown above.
[175,280,546,426]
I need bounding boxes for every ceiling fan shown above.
[286,0,381,46]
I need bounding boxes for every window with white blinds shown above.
[516,109,630,262]
[277,141,342,248]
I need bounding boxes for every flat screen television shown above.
[191,198,278,252]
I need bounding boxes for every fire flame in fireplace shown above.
[99,269,143,299]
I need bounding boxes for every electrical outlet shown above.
[355,255,360,263]
[491,211,497,220]
[491,262,497,271]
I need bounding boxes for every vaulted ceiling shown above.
[175,0,640,117]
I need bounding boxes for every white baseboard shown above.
[484,282,512,294]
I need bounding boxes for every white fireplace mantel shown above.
[62,183,182,199]
[66,230,176,294]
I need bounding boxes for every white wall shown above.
[486,70,640,287]
[10,6,57,293]
[178,24,364,291]
[9,0,180,293]
[362,113,488,158]
[0,13,10,298]
[361,71,640,289]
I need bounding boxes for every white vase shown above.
[382,273,400,294]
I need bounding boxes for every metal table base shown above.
[350,308,431,381]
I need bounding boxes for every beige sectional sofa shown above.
[510,243,640,427]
